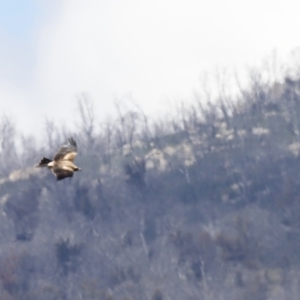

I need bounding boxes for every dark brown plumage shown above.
[36,138,81,181]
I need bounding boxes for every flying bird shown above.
[36,138,81,181]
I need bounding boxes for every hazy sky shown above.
[0,0,300,136]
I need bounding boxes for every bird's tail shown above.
[36,157,52,167]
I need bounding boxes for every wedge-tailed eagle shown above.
[36,137,81,180]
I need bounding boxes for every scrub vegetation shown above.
[1,59,300,299]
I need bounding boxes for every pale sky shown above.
[0,0,300,137]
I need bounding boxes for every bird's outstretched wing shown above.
[53,137,77,162]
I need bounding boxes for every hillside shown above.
[1,73,300,299]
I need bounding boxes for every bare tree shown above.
[76,93,95,149]
[19,135,37,167]
[0,115,19,175]
[114,100,140,149]
[44,118,62,151]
